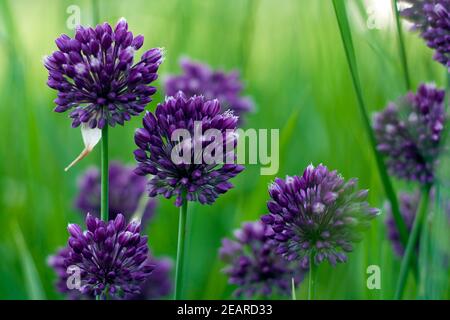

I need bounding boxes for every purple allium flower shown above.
[63,214,154,298]
[219,221,304,298]
[130,257,173,299]
[164,58,254,121]
[44,18,163,128]
[386,190,450,256]
[373,83,446,184]
[400,0,450,70]
[386,192,420,256]
[48,247,172,300]
[47,247,82,299]
[75,161,156,226]
[261,164,379,267]
[134,92,244,206]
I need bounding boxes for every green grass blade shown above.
[395,184,431,299]
[332,0,410,250]
[392,0,412,90]
[12,223,46,300]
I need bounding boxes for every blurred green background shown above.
[0,0,448,300]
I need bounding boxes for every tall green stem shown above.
[174,193,188,300]
[100,126,109,222]
[392,0,411,90]
[291,277,296,300]
[308,254,316,300]
[332,0,410,252]
[395,184,431,299]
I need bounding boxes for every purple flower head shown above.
[219,221,304,298]
[130,257,173,299]
[75,161,156,226]
[44,18,163,128]
[164,58,254,121]
[400,0,450,70]
[48,248,172,300]
[63,214,154,299]
[261,164,379,267]
[134,91,244,206]
[386,192,420,256]
[373,83,446,184]
[386,190,450,256]
[47,247,82,299]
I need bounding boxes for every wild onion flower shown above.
[75,162,156,226]
[400,0,450,70]
[386,192,420,256]
[164,58,254,120]
[134,91,244,206]
[219,221,304,298]
[44,18,163,128]
[47,247,80,299]
[63,213,153,298]
[386,191,450,256]
[261,164,379,267]
[373,83,446,184]
[48,247,172,300]
[130,257,173,299]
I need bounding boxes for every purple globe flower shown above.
[48,247,172,300]
[400,0,450,70]
[386,190,450,256]
[134,91,244,206]
[44,18,163,128]
[373,83,446,184]
[75,161,156,226]
[164,58,254,121]
[47,247,82,299]
[261,164,379,267]
[130,257,173,299]
[63,213,154,299]
[386,192,420,256]
[219,221,304,298]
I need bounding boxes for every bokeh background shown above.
[0,0,448,299]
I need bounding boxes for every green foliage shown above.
[0,0,448,300]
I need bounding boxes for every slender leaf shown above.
[332,0,410,254]
[12,223,46,300]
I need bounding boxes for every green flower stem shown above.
[395,184,432,300]
[332,0,412,257]
[100,125,109,222]
[291,277,296,300]
[392,0,411,90]
[174,192,188,300]
[308,254,316,300]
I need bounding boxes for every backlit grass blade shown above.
[392,0,412,90]
[395,184,431,299]
[331,0,410,250]
[12,223,46,300]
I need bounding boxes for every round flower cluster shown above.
[48,247,172,300]
[385,192,420,256]
[373,83,446,184]
[164,58,254,121]
[134,92,244,206]
[44,18,163,128]
[401,0,450,70]
[75,162,156,226]
[63,214,154,298]
[219,221,304,298]
[261,164,379,267]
